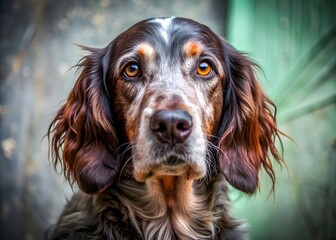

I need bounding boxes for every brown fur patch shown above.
[136,43,155,59]
[184,41,203,57]
[157,176,177,207]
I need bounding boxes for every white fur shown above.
[148,17,175,44]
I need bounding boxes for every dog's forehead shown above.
[109,17,225,75]
[146,17,175,43]
[146,17,215,44]
[148,17,174,28]
[114,17,219,53]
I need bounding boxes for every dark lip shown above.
[152,143,190,160]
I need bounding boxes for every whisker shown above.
[206,140,228,161]
[116,142,136,184]
[118,156,134,184]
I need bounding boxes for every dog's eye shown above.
[123,63,141,78]
[197,61,212,76]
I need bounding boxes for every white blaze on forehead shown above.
[148,17,175,44]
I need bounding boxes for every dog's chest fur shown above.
[53,174,246,240]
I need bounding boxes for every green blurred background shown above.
[0,0,335,239]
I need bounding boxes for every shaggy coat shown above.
[47,17,283,240]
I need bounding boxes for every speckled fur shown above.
[47,17,283,240]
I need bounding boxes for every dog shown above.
[47,17,283,239]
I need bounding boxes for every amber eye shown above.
[123,63,140,78]
[197,61,212,76]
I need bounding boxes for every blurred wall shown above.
[0,0,335,240]
[0,0,227,239]
[227,1,335,240]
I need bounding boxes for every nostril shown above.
[174,120,192,143]
[157,123,167,132]
[177,121,192,131]
[150,117,167,132]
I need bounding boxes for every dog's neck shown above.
[150,174,193,209]
[118,173,226,240]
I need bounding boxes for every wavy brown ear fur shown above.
[48,46,119,194]
[217,41,283,194]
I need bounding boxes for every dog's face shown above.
[109,17,224,182]
[49,17,282,195]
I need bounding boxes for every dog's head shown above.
[49,17,283,194]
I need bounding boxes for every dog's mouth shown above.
[134,156,204,182]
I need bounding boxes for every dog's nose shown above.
[150,110,192,144]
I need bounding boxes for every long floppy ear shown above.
[48,46,119,194]
[217,41,283,194]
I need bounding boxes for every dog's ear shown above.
[216,41,283,194]
[48,46,119,194]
